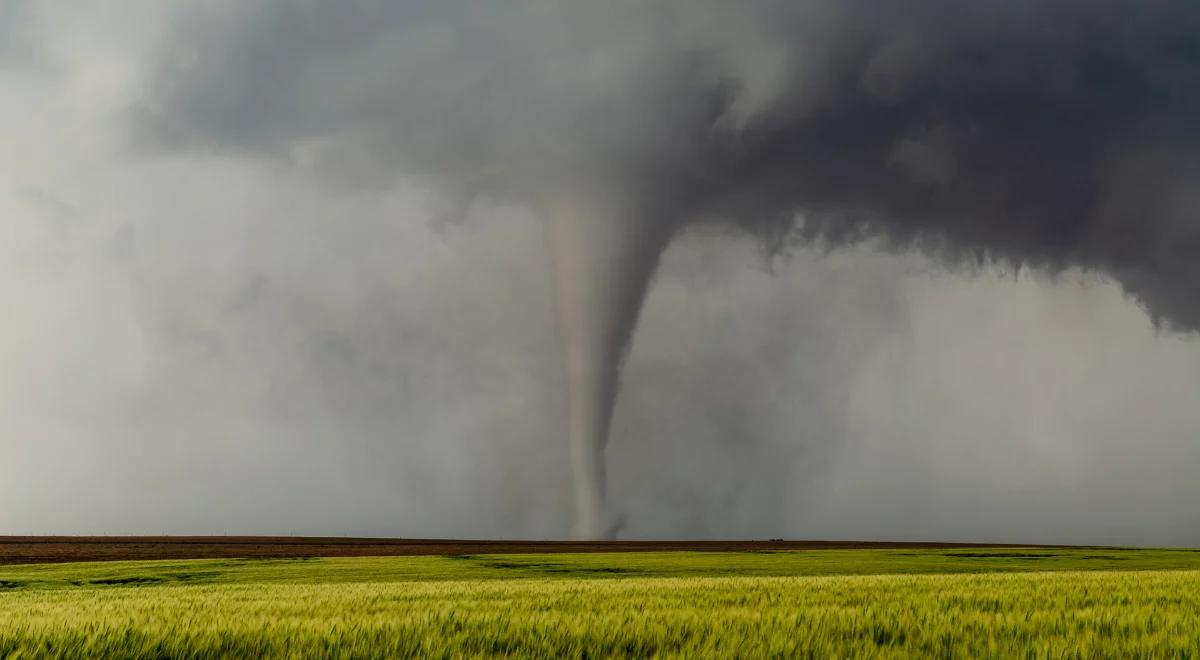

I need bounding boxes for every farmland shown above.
[2,547,1199,657]
[0,536,1053,564]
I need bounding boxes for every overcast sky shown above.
[2,1,1199,544]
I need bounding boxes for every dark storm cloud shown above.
[139,0,1200,328]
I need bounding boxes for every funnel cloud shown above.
[543,190,679,538]
[2,0,1199,541]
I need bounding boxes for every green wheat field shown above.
[3,548,1200,658]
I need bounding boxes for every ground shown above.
[1,540,1199,657]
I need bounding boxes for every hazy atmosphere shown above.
[3,1,1200,544]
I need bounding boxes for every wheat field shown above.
[2,550,1199,658]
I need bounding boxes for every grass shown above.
[1,548,1199,657]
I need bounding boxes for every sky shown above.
[2,1,1199,544]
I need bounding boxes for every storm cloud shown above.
[141,0,1200,327]
[2,1,1200,543]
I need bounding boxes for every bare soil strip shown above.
[0,537,1075,565]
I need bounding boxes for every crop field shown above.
[2,548,1199,658]
[0,536,1048,564]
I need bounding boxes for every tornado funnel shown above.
[542,192,675,539]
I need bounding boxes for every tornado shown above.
[542,191,676,539]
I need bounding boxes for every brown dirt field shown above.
[0,537,1068,565]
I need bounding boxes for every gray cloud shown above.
[1,1,1199,544]
[140,0,1200,328]
[0,0,42,67]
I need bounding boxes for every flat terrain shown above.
[0,536,1068,565]
[2,549,1200,657]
